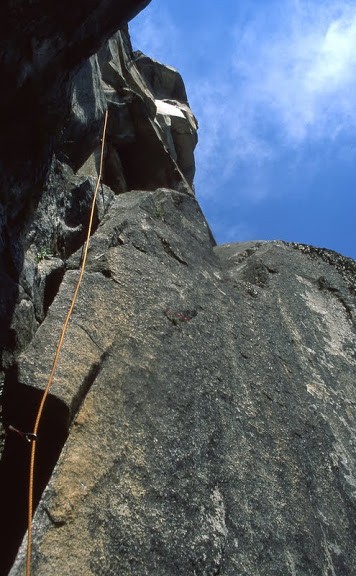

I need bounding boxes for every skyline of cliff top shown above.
[131,0,356,260]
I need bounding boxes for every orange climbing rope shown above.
[24,110,108,576]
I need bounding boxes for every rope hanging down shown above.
[24,110,108,576]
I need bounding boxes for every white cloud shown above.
[188,0,356,199]
[232,0,356,143]
[129,0,356,201]
[188,77,275,199]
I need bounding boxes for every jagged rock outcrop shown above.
[0,0,151,405]
[0,0,196,373]
[0,2,355,575]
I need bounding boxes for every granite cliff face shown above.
[0,2,355,575]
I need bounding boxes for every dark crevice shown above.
[57,190,101,261]
[132,242,148,254]
[70,357,104,421]
[101,268,112,279]
[44,506,67,527]
[0,365,69,575]
[0,337,108,574]
[77,324,104,353]
[106,274,124,288]
[43,265,65,316]
[316,276,355,325]
[266,265,279,274]
[159,237,188,266]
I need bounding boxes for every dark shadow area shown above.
[0,3,155,574]
[0,366,69,576]
[0,274,19,358]
[110,94,185,192]
[0,220,24,385]
[57,178,101,260]
[43,266,66,317]
[117,138,182,191]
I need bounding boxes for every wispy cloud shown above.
[130,1,356,202]
[232,0,356,143]
[186,0,356,199]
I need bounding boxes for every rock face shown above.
[0,0,196,418]
[0,2,355,576]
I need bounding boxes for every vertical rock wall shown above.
[0,3,200,572]
[0,2,355,575]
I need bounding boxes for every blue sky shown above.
[130,0,356,259]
